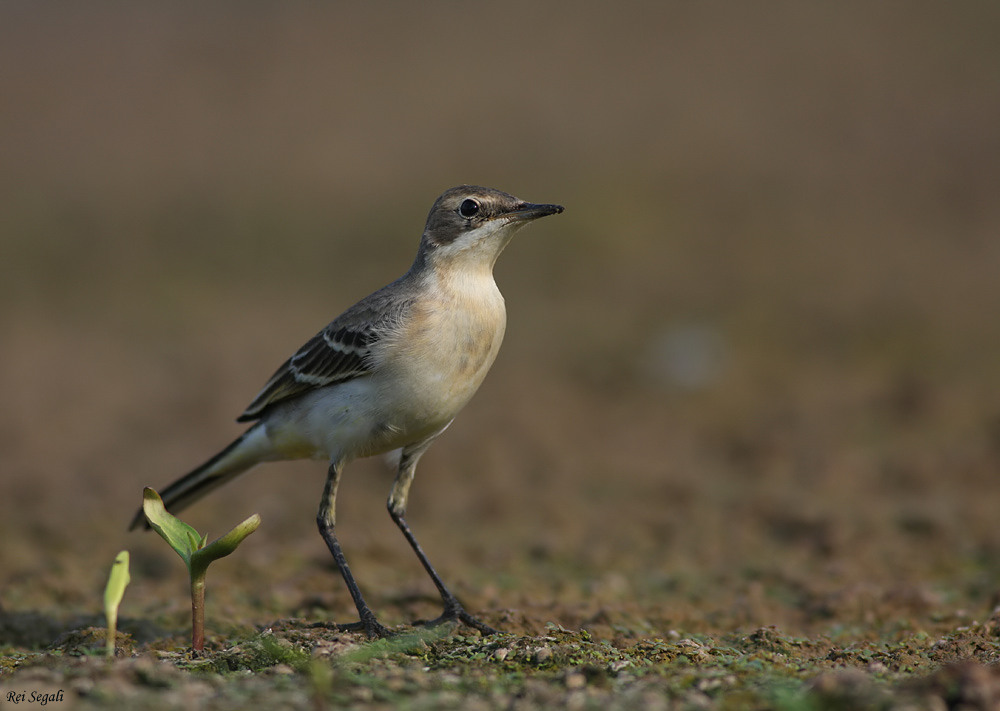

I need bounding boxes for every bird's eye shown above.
[458,199,480,219]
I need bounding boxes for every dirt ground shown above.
[3,3,1000,709]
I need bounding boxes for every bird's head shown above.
[419,186,563,270]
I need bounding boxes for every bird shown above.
[130,185,564,638]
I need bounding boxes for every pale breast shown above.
[379,271,507,429]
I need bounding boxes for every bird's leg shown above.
[316,460,392,639]
[387,445,500,636]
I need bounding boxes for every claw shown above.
[361,619,394,639]
[420,601,500,636]
[308,616,394,639]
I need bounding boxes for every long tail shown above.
[128,424,272,530]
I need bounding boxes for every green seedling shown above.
[103,550,131,658]
[141,487,261,653]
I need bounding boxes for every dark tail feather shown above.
[128,425,267,531]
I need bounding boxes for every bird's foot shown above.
[420,600,500,636]
[308,611,394,639]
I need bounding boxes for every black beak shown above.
[508,202,565,222]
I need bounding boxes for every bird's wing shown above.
[236,296,409,422]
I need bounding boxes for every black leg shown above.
[388,506,499,635]
[387,439,499,636]
[317,460,392,639]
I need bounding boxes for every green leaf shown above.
[104,550,130,658]
[104,550,131,612]
[189,513,261,579]
[142,487,202,567]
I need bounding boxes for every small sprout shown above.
[141,487,261,653]
[103,550,131,658]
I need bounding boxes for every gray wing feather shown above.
[236,287,412,422]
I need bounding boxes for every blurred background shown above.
[2,2,999,637]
